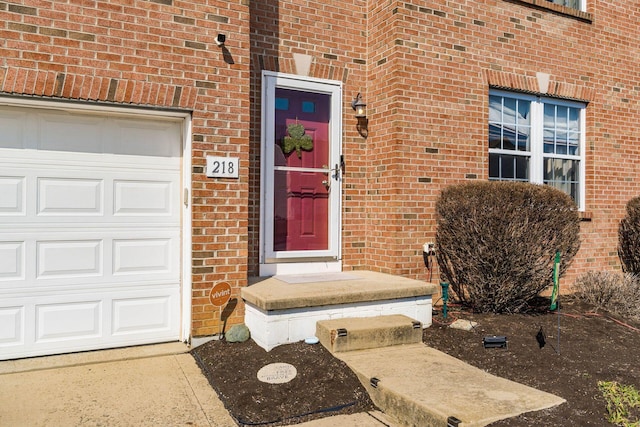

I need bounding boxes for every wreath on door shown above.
[282,122,313,158]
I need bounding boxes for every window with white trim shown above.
[488,90,586,209]
[546,0,583,11]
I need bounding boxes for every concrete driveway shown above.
[0,343,237,427]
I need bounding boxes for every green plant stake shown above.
[550,251,560,310]
[440,282,449,320]
[550,251,561,355]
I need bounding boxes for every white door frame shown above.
[0,96,193,344]
[259,71,343,276]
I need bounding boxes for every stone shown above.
[449,319,478,331]
[257,363,297,384]
[225,324,251,343]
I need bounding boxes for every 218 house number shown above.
[206,156,239,179]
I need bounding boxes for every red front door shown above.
[273,88,330,252]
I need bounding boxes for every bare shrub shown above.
[574,271,640,321]
[619,196,640,275]
[573,271,620,311]
[435,181,580,313]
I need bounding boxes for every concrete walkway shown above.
[0,340,565,427]
[336,343,565,426]
[0,343,237,427]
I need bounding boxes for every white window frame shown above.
[489,89,586,211]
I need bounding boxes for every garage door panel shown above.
[114,118,181,158]
[0,230,178,287]
[0,110,28,149]
[36,300,102,342]
[112,296,173,335]
[0,105,183,360]
[0,306,24,346]
[38,113,105,153]
[38,178,103,215]
[113,180,173,216]
[0,242,25,281]
[1,287,180,359]
[113,238,172,275]
[1,174,177,225]
[37,240,103,279]
[0,176,26,215]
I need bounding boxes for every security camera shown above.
[216,34,226,46]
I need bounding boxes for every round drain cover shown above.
[257,363,297,384]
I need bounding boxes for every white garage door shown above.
[0,104,183,360]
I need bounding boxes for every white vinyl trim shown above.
[180,117,193,343]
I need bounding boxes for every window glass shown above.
[488,95,530,152]
[301,101,316,113]
[544,158,580,201]
[489,153,529,181]
[546,0,581,10]
[489,91,584,207]
[544,105,581,156]
[275,98,289,111]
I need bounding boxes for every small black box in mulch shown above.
[483,335,508,349]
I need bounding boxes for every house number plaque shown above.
[206,156,239,179]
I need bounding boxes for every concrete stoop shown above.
[243,271,437,351]
[318,316,566,427]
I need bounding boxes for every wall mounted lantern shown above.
[351,92,368,138]
[351,93,367,118]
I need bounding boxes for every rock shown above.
[449,319,478,331]
[226,324,251,342]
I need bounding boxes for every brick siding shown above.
[359,0,636,287]
[2,0,639,338]
[0,0,250,336]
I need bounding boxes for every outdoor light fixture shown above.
[351,92,368,138]
[351,92,367,118]
[483,335,508,349]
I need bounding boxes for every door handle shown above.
[323,157,344,180]
[333,155,345,180]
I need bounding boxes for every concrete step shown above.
[316,315,423,354]
[243,271,437,351]
[334,344,565,427]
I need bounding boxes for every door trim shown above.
[259,72,342,276]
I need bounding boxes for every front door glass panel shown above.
[273,88,330,252]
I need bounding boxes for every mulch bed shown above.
[192,296,640,426]
[425,297,640,426]
[192,339,377,426]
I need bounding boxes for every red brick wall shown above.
[362,0,639,287]
[5,0,640,338]
[0,0,250,337]
[248,0,640,290]
[247,0,369,275]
